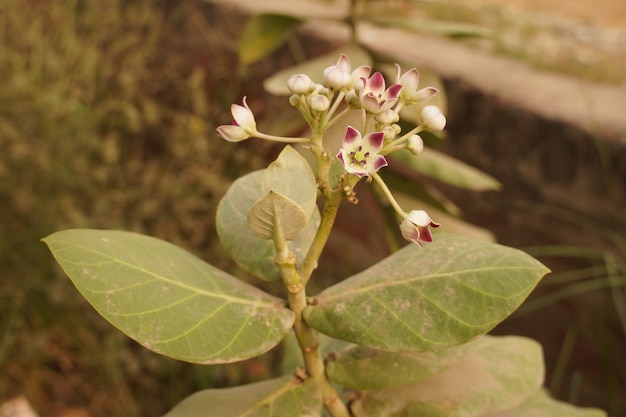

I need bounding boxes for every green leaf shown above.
[350,336,544,417]
[238,14,302,66]
[263,45,372,95]
[247,190,308,240]
[217,170,320,281]
[43,229,294,364]
[262,145,317,219]
[303,234,549,352]
[391,148,502,191]
[326,337,477,390]
[484,389,607,417]
[163,375,322,417]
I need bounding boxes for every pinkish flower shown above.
[359,72,403,114]
[395,64,439,105]
[216,97,257,142]
[337,126,388,177]
[323,54,371,90]
[400,210,440,246]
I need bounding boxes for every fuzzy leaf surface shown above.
[43,229,294,364]
[217,148,319,281]
[238,14,301,66]
[304,234,549,351]
[484,389,607,417]
[262,145,317,219]
[247,190,308,241]
[350,336,544,417]
[163,376,321,417]
[326,337,477,389]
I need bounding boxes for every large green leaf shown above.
[163,375,321,417]
[43,229,294,364]
[263,45,372,96]
[350,336,544,417]
[484,389,607,417]
[303,234,549,352]
[390,148,502,191]
[217,147,320,281]
[326,337,477,390]
[238,14,302,66]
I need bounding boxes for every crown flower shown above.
[399,210,440,246]
[216,96,258,142]
[395,64,439,105]
[323,54,372,90]
[359,72,403,114]
[337,126,388,177]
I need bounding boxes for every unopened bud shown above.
[420,106,446,131]
[407,135,424,155]
[309,94,330,112]
[287,74,314,94]
[375,109,399,125]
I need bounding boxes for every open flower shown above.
[400,210,440,246]
[395,64,439,105]
[359,72,403,114]
[337,126,387,177]
[216,96,257,142]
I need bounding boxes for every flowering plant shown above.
[43,54,606,416]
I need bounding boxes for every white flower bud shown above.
[420,105,446,131]
[287,74,314,94]
[407,135,424,155]
[309,94,330,112]
[374,109,399,125]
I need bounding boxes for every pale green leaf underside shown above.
[484,389,607,417]
[217,170,320,281]
[238,14,302,66]
[350,336,544,417]
[262,145,317,220]
[43,229,294,364]
[304,234,549,352]
[391,148,502,191]
[247,190,308,241]
[326,337,478,390]
[163,376,321,417]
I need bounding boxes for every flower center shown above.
[349,146,370,167]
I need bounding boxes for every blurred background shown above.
[1,0,624,416]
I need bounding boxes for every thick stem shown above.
[299,190,343,285]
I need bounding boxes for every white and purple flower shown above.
[216,96,257,142]
[337,126,388,177]
[323,54,371,90]
[359,72,403,114]
[400,210,440,246]
[395,64,439,105]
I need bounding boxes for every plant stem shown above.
[299,190,343,285]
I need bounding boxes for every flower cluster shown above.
[216,53,446,246]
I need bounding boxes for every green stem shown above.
[371,172,405,217]
[299,190,343,285]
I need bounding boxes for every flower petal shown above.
[343,126,361,147]
[362,131,385,153]
[217,125,250,142]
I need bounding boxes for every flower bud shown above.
[287,74,314,94]
[382,125,396,141]
[407,135,424,155]
[374,109,399,125]
[309,94,330,112]
[420,105,446,131]
[323,64,350,90]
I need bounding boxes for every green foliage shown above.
[163,376,321,417]
[238,14,302,65]
[304,234,549,351]
[43,230,294,364]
